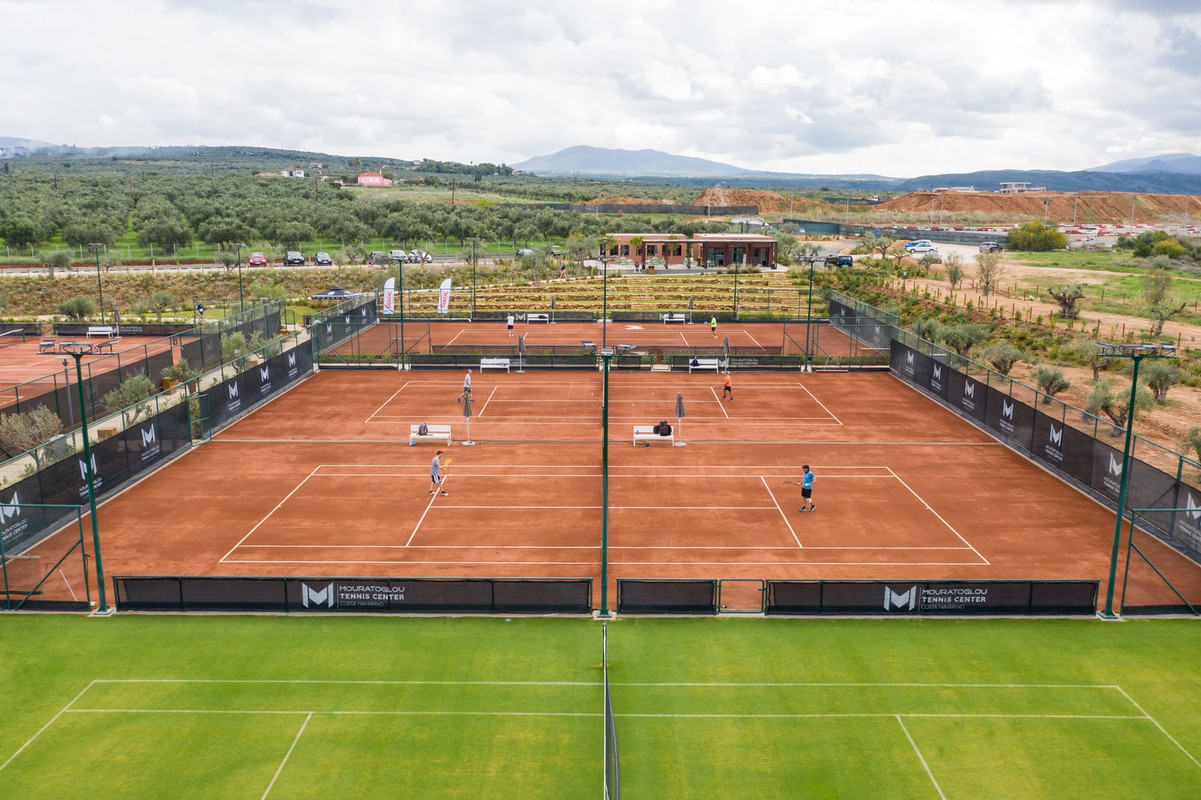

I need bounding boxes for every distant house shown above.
[998,182,1045,194]
[357,172,393,187]
[281,167,306,178]
[605,232,777,269]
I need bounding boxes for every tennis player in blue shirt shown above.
[799,465,815,513]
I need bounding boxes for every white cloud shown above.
[2,0,1199,176]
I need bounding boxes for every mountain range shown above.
[513,146,1201,193]
[4,136,1201,194]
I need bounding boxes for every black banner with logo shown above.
[765,580,1098,616]
[113,575,593,614]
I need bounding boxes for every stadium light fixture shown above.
[1097,342,1176,619]
[61,344,110,615]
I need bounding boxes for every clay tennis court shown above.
[81,365,1201,610]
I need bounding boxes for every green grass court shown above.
[2,616,1200,798]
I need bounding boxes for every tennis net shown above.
[603,622,621,800]
[0,328,26,349]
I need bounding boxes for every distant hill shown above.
[515,145,762,178]
[1091,153,1201,175]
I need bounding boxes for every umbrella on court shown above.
[720,335,730,371]
[462,380,475,446]
[517,333,526,373]
[674,392,686,447]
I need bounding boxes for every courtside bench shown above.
[660,312,686,324]
[633,425,673,445]
[526,313,550,323]
[86,326,116,338]
[409,424,452,445]
[480,357,511,372]
[688,358,721,373]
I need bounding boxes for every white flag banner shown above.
[382,277,395,315]
[437,277,452,315]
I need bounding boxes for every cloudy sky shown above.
[3,0,1199,176]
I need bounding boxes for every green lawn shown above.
[2,616,1200,798]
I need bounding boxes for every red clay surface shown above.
[62,367,1201,612]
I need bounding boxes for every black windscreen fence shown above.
[889,339,1201,563]
[616,579,717,614]
[114,576,593,614]
[765,580,1098,616]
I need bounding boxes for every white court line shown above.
[0,681,95,773]
[886,466,988,565]
[220,467,322,563]
[262,712,311,800]
[68,708,598,718]
[1115,685,1201,769]
[762,476,802,548]
[745,330,763,347]
[94,678,599,685]
[478,386,498,416]
[796,381,843,426]
[406,476,448,546]
[897,716,947,800]
[365,382,410,424]
[444,330,466,345]
[709,386,730,418]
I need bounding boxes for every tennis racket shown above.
[782,480,802,486]
[443,457,453,478]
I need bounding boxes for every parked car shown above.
[284,251,305,265]
[315,251,333,266]
[979,241,1002,252]
[388,249,407,262]
[905,240,938,253]
[409,249,432,263]
[824,254,853,268]
[368,251,386,264]
[516,248,535,258]
[247,252,268,266]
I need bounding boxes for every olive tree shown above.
[0,406,63,468]
[1032,366,1070,403]
[1085,380,1153,430]
[1049,285,1085,318]
[974,250,1005,302]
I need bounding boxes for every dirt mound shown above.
[877,190,1193,225]
[693,187,816,214]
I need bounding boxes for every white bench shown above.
[409,424,452,445]
[660,313,686,324]
[86,326,115,338]
[526,313,549,323]
[633,425,673,445]
[480,357,511,372]
[688,358,721,373]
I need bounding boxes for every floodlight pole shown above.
[803,257,817,373]
[398,258,407,369]
[598,352,613,618]
[1099,344,1175,619]
[600,250,609,353]
[66,348,109,615]
[88,244,105,326]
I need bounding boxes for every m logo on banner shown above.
[0,491,20,521]
[906,352,915,366]
[301,583,335,608]
[884,586,918,611]
[141,426,157,447]
[260,366,270,381]
[1187,494,1201,522]
[79,454,98,481]
[1108,454,1122,478]
[1002,400,1014,419]
[964,381,975,398]
[229,382,239,400]
[288,353,296,368]
[1049,425,1063,446]
[932,363,942,380]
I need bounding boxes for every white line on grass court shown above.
[262,712,311,800]
[0,681,95,774]
[1116,685,1201,769]
[896,716,947,800]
